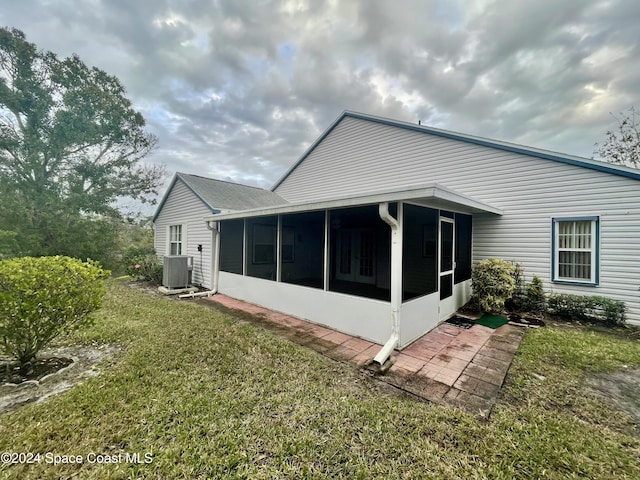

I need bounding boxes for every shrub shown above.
[524,275,547,315]
[506,262,526,311]
[0,256,109,371]
[547,293,626,326]
[123,246,163,285]
[471,258,517,313]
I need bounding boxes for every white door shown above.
[336,229,376,284]
[439,217,456,321]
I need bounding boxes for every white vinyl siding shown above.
[274,116,640,324]
[154,179,213,288]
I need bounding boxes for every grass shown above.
[0,280,639,479]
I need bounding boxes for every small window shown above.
[252,224,276,264]
[169,225,182,255]
[552,217,599,285]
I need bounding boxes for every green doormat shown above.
[475,313,509,329]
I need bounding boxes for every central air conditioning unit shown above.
[162,256,193,289]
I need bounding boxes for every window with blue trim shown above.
[552,217,599,285]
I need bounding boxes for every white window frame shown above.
[168,224,183,256]
[552,217,599,285]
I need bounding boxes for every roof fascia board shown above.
[206,184,502,222]
[431,184,503,215]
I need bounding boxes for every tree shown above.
[0,27,164,262]
[595,107,640,168]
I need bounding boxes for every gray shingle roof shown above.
[153,173,288,222]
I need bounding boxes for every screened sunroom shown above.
[207,184,501,349]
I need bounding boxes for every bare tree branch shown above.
[595,107,640,169]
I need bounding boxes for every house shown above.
[152,172,287,287]
[157,111,640,363]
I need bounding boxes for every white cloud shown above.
[0,0,638,206]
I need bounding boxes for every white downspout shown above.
[373,202,402,366]
[179,220,219,299]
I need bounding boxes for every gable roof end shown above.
[271,110,640,190]
[153,172,288,222]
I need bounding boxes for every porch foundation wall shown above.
[454,279,472,311]
[398,280,471,349]
[218,272,392,345]
[399,292,439,348]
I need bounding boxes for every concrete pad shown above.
[158,286,199,295]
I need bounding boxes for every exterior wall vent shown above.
[162,256,193,288]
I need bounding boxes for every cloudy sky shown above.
[2,0,639,199]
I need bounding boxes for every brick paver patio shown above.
[204,294,525,417]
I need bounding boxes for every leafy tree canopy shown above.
[595,107,640,169]
[0,27,165,262]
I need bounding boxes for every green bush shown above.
[471,258,517,313]
[506,262,526,311]
[0,256,109,370]
[123,246,163,284]
[524,275,547,314]
[548,293,626,326]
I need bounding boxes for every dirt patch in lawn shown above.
[588,368,640,426]
[0,344,120,415]
[126,279,166,297]
[1,357,74,385]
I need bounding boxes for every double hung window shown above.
[169,225,183,255]
[553,217,599,284]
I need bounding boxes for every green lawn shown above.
[1,280,639,479]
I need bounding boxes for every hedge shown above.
[547,293,626,326]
